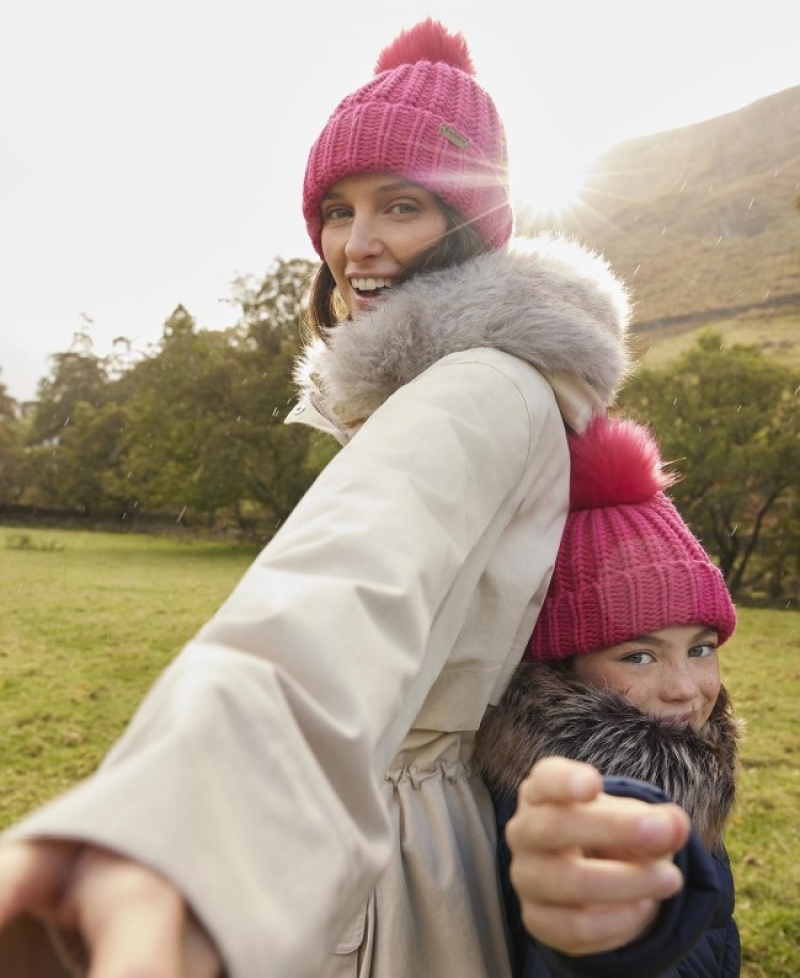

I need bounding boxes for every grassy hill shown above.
[520,85,800,367]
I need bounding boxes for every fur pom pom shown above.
[569,415,677,510]
[375,19,474,76]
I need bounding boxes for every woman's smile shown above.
[320,173,448,317]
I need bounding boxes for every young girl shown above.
[0,21,693,978]
[476,414,742,977]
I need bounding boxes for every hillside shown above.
[520,85,800,363]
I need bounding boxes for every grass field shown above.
[722,608,800,977]
[1,526,798,975]
[0,526,256,817]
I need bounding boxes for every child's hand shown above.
[0,839,222,977]
[506,756,690,955]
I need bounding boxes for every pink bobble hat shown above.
[302,18,513,257]
[526,415,737,662]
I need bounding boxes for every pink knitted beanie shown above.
[526,416,736,661]
[302,19,512,257]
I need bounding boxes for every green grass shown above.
[0,526,256,817]
[721,608,800,978]
[1,527,798,975]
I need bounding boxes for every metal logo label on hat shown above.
[439,124,470,150]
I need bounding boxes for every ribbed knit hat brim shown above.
[529,493,737,660]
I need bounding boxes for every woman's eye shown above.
[388,200,419,215]
[689,643,717,659]
[322,206,351,222]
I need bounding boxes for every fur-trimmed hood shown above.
[292,234,632,432]
[474,662,744,852]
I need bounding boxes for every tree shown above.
[109,268,321,535]
[0,374,25,505]
[22,331,128,514]
[620,331,800,602]
[27,401,130,515]
[231,258,316,354]
[226,258,325,532]
[28,332,110,446]
[110,309,248,521]
[17,260,331,534]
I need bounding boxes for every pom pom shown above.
[375,19,474,76]
[568,415,677,511]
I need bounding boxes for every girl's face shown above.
[319,173,448,317]
[571,625,721,730]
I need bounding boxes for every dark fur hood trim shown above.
[474,662,744,852]
[294,234,631,425]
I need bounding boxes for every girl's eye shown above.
[621,650,654,665]
[689,643,717,659]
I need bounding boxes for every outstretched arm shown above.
[505,757,690,956]
[0,840,221,978]
[0,357,566,978]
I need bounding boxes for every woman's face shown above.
[319,173,448,317]
[571,625,721,730]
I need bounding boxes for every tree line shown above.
[0,258,331,539]
[0,258,797,605]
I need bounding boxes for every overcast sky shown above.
[2,0,798,402]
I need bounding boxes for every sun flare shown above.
[516,155,591,218]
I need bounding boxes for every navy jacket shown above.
[475,662,742,978]
[496,778,739,978]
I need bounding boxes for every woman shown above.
[477,415,741,977]
[0,20,686,978]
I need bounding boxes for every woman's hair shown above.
[303,201,488,339]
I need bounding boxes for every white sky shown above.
[1,0,798,402]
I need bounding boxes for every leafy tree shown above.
[231,258,316,354]
[110,307,247,521]
[620,331,800,602]
[27,401,130,514]
[22,330,132,514]
[222,258,324,532]
[17,260,334,533]
[28,332,110,446]
[162,304,196,340]
[111,267,322,535]
[0,375,25,505]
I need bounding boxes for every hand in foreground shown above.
[505,757,691,957]
[0,839,222,978]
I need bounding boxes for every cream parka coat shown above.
[2,235,631,978]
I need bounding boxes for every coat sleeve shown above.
[705,848,740,978]
[529,778,727,978]
[719,917,741,978]
[3,351,569,978]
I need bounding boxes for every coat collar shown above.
[475,661,743,852]
[288,234,632,441]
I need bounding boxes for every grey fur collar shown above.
[474,662,744,852]
[294,234,631,427]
